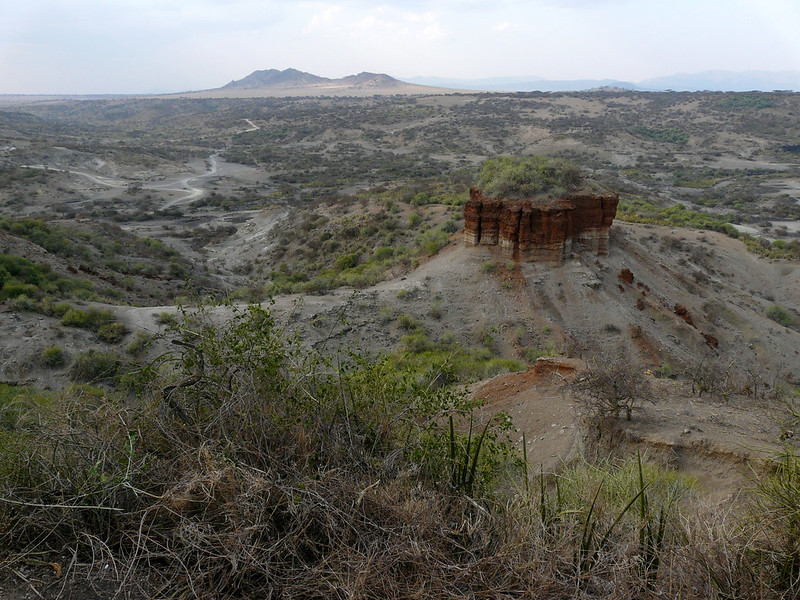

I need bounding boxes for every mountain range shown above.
[221,68,407,90]
[179,68,800,99]
[407,70,800,92]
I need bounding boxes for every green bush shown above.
[155,311,178,327]
[767,304,794,327]
[396,313,422,331]
[97,321,128,344]
[68,350,121,382]
[41,345,66,368]
[477,156,582,199]
[372,246,394,260]
[126,331,153,356]
[335,252,360,270]
[0,254,94,301]
[62,307,106,329]
[416,230,449,255]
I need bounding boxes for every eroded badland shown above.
[2,89,800,598]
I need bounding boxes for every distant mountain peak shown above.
[340,72,401,87]
[219,68,408,91]
[221,68,329,90]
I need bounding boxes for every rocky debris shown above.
[581,272,602,289]
[702,332,719,349]
[464,188,618,264]
[674,304,695,328]
[636,297,646,311]
[618,268,634,284]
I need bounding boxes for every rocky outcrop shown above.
[674,304,695,328]
[702,332,719,349]
[464,188,619,263]
[533,356,585,379]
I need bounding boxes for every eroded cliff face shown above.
[464,188,619,263]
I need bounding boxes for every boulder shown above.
[618,268,634,284]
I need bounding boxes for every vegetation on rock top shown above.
[477,156,584,199]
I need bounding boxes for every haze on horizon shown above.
[2,0,800,95]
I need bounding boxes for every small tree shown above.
[574,355,652,421]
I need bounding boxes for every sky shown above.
[2,0,800,94]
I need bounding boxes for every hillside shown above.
[3,218,795,494]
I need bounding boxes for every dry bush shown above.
[573,355,654,421]
[684,358,749,402]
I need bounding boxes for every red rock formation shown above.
[674,304,695,328]
[463,198,482,246]
[618,268,634,284]
[533,356,584,378]
[464,187,618,263]
[702,332,719,349]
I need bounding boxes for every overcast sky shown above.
[2,0,800,94]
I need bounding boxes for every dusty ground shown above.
[471,366,783,500]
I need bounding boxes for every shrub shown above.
[378,305,394,323]
[767,304,794,327]
[61,307,116,331]
[396,313,422,331]
[68,350,121,382]
[416,230,449,255]
[97,321,128,344]
[126,331,153,356]
[155,311,178,327]
[751,449,800,591]
[41,345,66,368]
[372,246,394,261]
[335,252,360,270]
[440,219,457,234]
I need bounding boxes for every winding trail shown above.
[22,155,221,208]
[242,118,260,132]
[21,165,128,188]
[159,155,219,208]
[22,117,260,209]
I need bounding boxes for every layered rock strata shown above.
[464,188,619,263]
